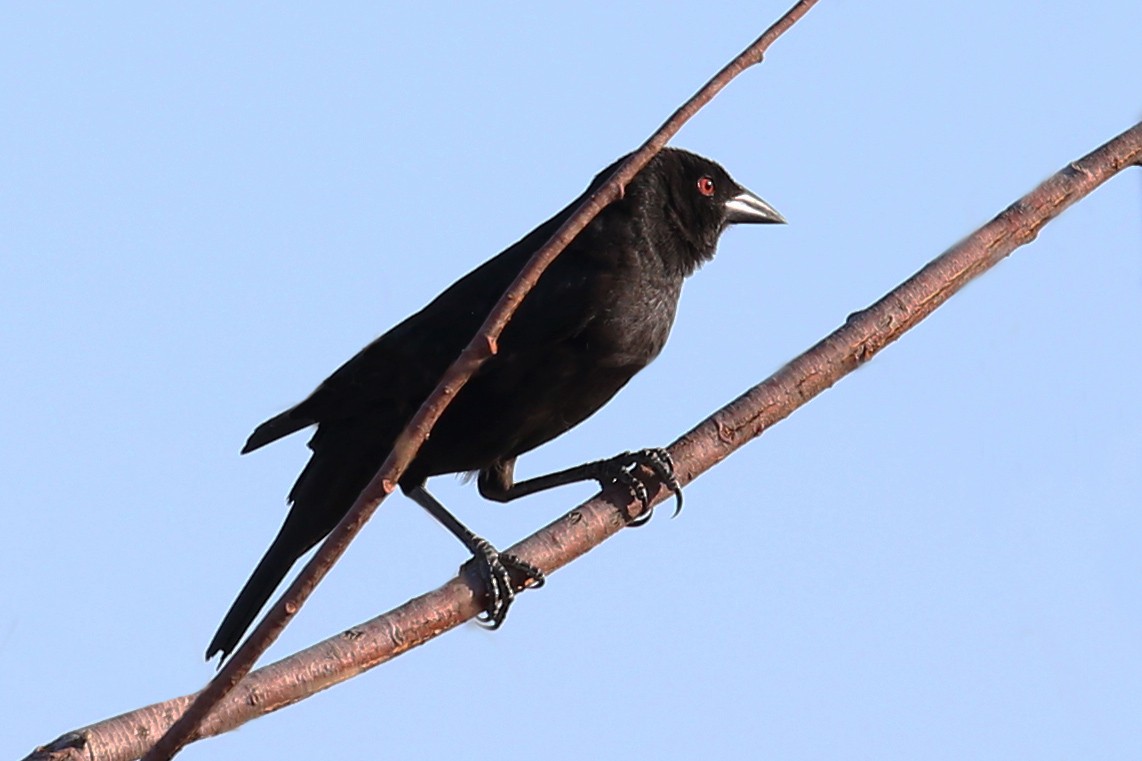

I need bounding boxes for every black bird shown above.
[206,148,783,662]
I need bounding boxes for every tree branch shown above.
[25,118,1142,761]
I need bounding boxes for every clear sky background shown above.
[4,2,1141,759]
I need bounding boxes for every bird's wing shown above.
[241,172,618,452]
[294,237,601,427]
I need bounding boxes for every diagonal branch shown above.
[26,118,1142,761]
[137,3,820,760]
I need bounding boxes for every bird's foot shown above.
[596,448,684,526]
[466,538,545,629]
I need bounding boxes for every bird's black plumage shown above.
[206,148,783,662]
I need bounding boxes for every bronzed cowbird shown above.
[206,148,783,662]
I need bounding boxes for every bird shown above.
[206,147,784,662]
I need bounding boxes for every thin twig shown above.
[27,118,1142,761]
[137,3,820,760]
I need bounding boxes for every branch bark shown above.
[25,118,1142,761]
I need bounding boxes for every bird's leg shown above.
[478,449,683,525]
[406,484,544,629]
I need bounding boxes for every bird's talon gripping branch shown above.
[596,448,684,526]
[467,539,544,629]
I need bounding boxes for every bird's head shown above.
[627,148,784,276]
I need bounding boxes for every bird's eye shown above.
[697,176,716,197]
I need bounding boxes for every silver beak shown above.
[724,187,785,225]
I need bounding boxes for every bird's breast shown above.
[583,273,681,368]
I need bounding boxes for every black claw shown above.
[637,448,684,517]
[627,507,654,528]
[502,553,546,590]
[616,467,650,508]
[467,539,544,629]
[469,538,512,629]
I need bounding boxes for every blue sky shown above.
[4,2,1141,759]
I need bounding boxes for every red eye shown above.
[697,176,716,197]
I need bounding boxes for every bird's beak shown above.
[724,187,785,225]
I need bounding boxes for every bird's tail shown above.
[205,528,305,663]
[206,443,368,663]
[242,408,313,454]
